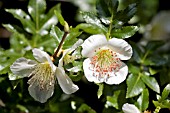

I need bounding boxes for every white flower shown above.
[81,34,132,84]
[10,48,78,103]
[122,103,140,113]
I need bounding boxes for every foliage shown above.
[0,0,169,113]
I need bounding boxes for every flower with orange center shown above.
[81,34,132,84]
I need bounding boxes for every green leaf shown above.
[77,104,96,113]
[161,84,170,101]
[106,90,121,109]
[50,25,63,45]
[153,100,170,109]
[128,64,140,75]
[136,88,149,111]
[54,4,65,26]
[76,23,107,34]
[130,41,144,63]
[116,3,137,23]
[97,83,104,99]
[28,0,46,23]
[146,41,164,51]
[111,26,138,39]
[5,9,35,33]
[80,12,107,32]
[126,74,145,98]
[141,74,160,93]
[16,104,29,113]
[96,0,111,17]
[143,55,167,66]
[63,30,82,49]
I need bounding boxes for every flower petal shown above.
[108,38,132,60]
[81,34,107,57]
[122,103,140,113]
[105,62,128,85]
[83,58,103,83]
[32,48,56,71]
[10,57,37,78]
[28,80,54,103]
[55,67,79,94]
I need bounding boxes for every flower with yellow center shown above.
[81,34,132,84]
[10,48,78,103]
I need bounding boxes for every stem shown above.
[52,31,69,59]
[106,13,114,40]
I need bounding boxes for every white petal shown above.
[83,58,103,83]
[10,57,37,78]
[108,38,133,60]
[55,67,79,94]
[28,81,54,103]
[81,34,107,57]
[105,62,128,85]
[122,103,140,113]
[32,48,56,71]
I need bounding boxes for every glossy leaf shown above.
[28,0,46,23]
[116,3,137,23]
[141,74,160,93]
[5,9,35,33]
[96,0,111,17]
[50,25,63,45]
[161,84,170,101]
[126,74,145,98]
[136,88,149,111]
[76,23,107,34]
[111,26,138,39]
[106,90,121,109]
[80,12,107,32]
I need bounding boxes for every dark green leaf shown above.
[111,26,138,39]
[116,3,137,23]
[130,41,144,63]
[141,74,160,93]
[96,0,111,17]
[143,55,167,66]
[126,74,145,98]
[161,84,170,101]
[76,23,107,34]
[28,0,46,23]
[146,41,164,51]
[136,88,149,111]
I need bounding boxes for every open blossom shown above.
[122,103,140,113]
[10,48,78,103]
[81,34,132,84]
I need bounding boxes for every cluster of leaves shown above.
[0,0,170,113]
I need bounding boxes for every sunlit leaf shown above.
[126,74,145,98]
[161,84,170,101]
[141,74,160,93]
[5,9,35,33]
[136,88,149,111]
[77,103,96,113]
[54,4,65,26]
[28,0,46,23]
[97,83,104,99]
[111,26,138,39]
[50,25,63,45]
[76,23,107,34]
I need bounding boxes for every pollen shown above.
[89,48,122,79]
[28,62,55,90]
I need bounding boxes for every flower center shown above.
[28,62,55,90]
[89,48,122,79]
